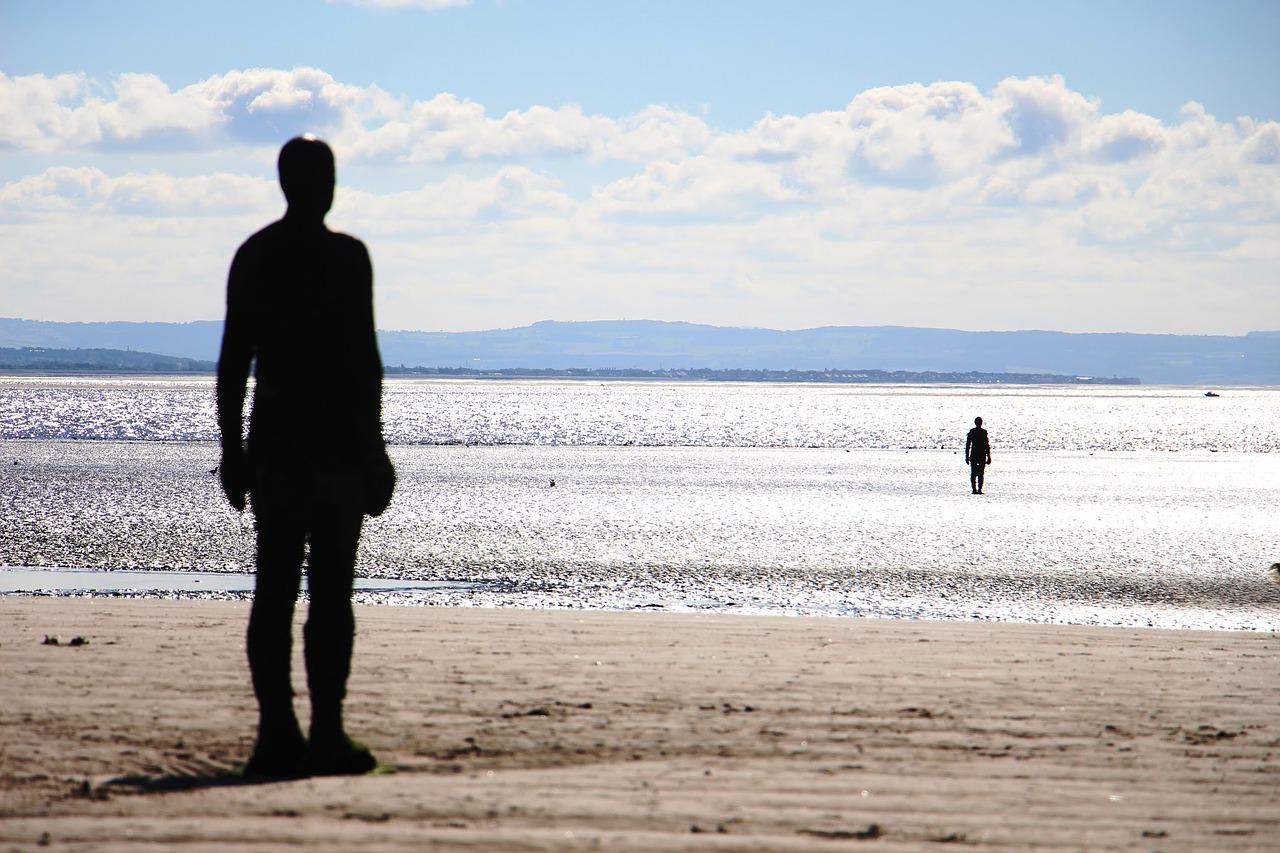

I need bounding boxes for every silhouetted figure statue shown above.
[965,416,991,494]
[217,136,395,778]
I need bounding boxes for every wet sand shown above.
[1,597,1277,851]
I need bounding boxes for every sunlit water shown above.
[2,377,1277,630]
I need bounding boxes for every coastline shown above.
[2,597,1276,850]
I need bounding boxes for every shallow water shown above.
[1,377,1276,452]
[0,567,478,595]
[3,439,1276,630]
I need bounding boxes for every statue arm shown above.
[215,245,255,509]
[355,242,385,453]
[355,241,395,516]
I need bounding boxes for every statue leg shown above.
[303,497,374,774]
[245,483,308,776]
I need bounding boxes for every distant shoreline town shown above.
[384,365,1140,385]
[0,346,1139,384]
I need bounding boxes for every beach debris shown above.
[799,824,882,840]
[933,832,967,843]
[1142,830,1168,838]
[498,705,552,720]
[549,478,555,487]
[1181,725,1244,744]
[720,702,756,713]
[41,635,89,646]
[437,739,487,760]
[36,832,50,847]
[496,700,588,719]
[72,779,109,801]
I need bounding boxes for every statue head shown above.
[278,135,335,219]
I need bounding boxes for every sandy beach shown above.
[1,597,1276,851]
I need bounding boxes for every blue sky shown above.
[7,1,1278,126]
[2,1,1278,333]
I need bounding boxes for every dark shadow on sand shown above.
[102,768,291,793]
[101,760,398,794]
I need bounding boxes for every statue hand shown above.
[364,449,396,517]
[219,444,248,512]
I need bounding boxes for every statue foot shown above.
[244,724,309,779]
[309,731,378,776]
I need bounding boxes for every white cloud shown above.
[349,95,615,162]
[603,105,714,163]
[992,74,1097,156]
[0,165,579,231]
[1244,121,1280,165]
[335,167,574,234]
[1023,173,1120,206]
[8,68,1272,202]
[3,69,1278,333]
[845,81,1014,181]
[0,73,93,149]
[1083,110,1167,162]
[590,156,813,224]
[0,167,278,217]
[0,68,394,151]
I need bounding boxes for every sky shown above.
[2,0,1278,335]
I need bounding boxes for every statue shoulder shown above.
[233,220,287,261]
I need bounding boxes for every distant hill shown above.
[0,318,224,362]
[378,321,1278,384]
[0,346,214,373]
[2,317,1277,384]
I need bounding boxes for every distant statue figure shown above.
[217,136,395,778]
[965,416,991,494]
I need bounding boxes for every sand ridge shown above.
[1,597,1277,850]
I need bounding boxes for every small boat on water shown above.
[1204,391,1220,397]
